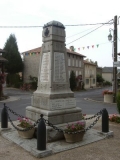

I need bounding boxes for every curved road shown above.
[0,87,118,121]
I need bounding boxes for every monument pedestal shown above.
[26,106,83,142]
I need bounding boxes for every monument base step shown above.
[26,106,82,125]
[26,106,84,142]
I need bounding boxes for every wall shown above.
[23,54,40,82]
[84,63,96,89]
[102,73,113,83]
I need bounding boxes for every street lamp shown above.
[108,30,113,41]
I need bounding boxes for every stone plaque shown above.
[40,52,50,82]
[49,98,76,110]
[54,52,66,82]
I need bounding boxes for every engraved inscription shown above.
[54,52,66,82]
[52,84,66,91]
[50,99,65,110]
[40,97,48,107]
[33,97,41,107]
[50,98,76,110]
[65,98,76,107]
[40,52,50,82]
[40,83,48,92]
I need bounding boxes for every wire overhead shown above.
[66,19,113,45]
[0,20,113,28]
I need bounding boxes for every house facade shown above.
[83,60,97,89]
[102,67,113,83]
[22,46,86,88]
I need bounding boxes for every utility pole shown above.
[113,15,118,103]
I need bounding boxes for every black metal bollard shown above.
[102,108,109,132]
[37,114,46,150]
[1,103,8,128]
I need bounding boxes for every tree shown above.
[96,74,104,83]
[3,34,23,74]
[70,70,76,91]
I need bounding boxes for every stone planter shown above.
[64,131,85,143]
[17,124,35,139]
[104,94,113,103]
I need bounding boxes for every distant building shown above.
[83,60,97,89]
[102,67,113,83]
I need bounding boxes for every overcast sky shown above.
[0,0,120,67]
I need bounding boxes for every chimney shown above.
[69,46,74,51]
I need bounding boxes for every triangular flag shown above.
[92,45,94,48]
[87,46,89,49]
[83,47,85,50]
[96,44,99,48]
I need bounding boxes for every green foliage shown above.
[70,71,76,91]
[3,34,23,74]
[103,81,112,86]
[29,75,38,90]
[96,74,104,83]
[6,73,21,87]
[116,91,120,114]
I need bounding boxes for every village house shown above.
[83,59,97,89]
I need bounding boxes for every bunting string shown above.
[73,42,109,52]
[22,52,40,56]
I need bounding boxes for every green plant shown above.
[29,75,38,90]
[17,117,33,128]
[109,114,120,123]
[6,73,21,87]
[116,91,120,114]
[64,121,85,133]
[69,70,76,91]
[102,90,113,95]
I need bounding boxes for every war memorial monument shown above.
[26,20,83,142]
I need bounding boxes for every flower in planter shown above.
[64,121,85,133]
[17,117,33,128]
[102,90,113,95]
[109,114,120,123]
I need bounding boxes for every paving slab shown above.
[1,128,106,158]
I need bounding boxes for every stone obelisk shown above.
[26,20,83,142]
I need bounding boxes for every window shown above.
[86,79,89,84]
[68,71,70,78]
[76,59,78,67]
[79,71,81,75]
[79,60,81,67]
[73,58,74,66]
[93,78,95,84]
[90,69,92,75]
[68,58,71,66]
[76,71,78,76]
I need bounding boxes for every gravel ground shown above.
[0,120,120,160]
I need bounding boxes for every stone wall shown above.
[23,54,40,82]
